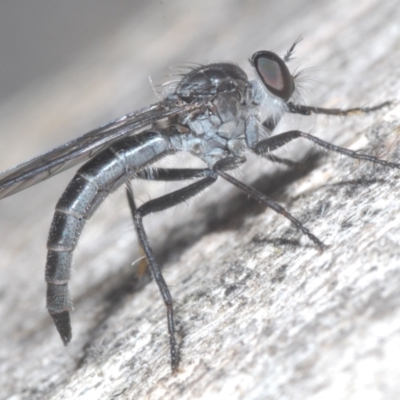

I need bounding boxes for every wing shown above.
[0,100,198,199]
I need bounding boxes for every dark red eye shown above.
[251,51,294,101]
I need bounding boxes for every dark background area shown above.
[0,1,142,101]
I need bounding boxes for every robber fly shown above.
[0,40,396,371]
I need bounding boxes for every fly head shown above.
[250,51,295,102]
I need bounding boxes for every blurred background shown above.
[0,1,144,102]
[0,0,320,102]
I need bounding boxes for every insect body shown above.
[0,41,396,370]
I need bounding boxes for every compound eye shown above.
[252,51,294,101]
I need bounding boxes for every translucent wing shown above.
[0,100,198,199]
